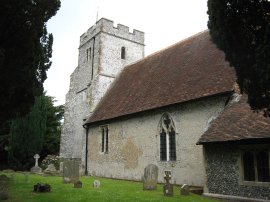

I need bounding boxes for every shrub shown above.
[40,155,60,170]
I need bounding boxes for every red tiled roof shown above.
[84,31,236,126]
[198,95,270,144]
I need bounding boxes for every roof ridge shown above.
[122,30,209,72]
[145,30,209,59]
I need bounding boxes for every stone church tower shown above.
[60,18,145,171]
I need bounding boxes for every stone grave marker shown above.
[163,170,173,196]
[142,164,158,190]
[74,180,82,188]
[93,180,100,188]
[24,172,29,183]
[63,158,80,183]
[180,184,189,196]
[0,174,9,200]
[30,154,42,174]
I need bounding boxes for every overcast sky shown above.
[44,0,209,105]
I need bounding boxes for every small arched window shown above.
[121,47,126,59]
[101,125,109,154]
[159,113,176,161]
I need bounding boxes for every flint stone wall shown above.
[87,95,228,186]
[204,144,270,200]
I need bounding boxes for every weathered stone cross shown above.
[34,154,40,167]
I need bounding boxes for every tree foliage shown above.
[8,94,64,170]
[0,0,61,127]
[208,0,270,114]
[9,96,47,170]
[40,95,64,159]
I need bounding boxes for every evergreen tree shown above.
[0,0,61,128]
[40,95,64,159]
[8,94,64,170]
[8,96,47,170]
[207,0,270,115]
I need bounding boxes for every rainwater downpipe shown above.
[84,36,95,175]
[84,125,89,175]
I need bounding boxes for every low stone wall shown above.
[204,144,270,200]
[0,174,9,200]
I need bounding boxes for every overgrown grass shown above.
[1,172,220,202]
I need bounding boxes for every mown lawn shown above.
[1,172,220,202]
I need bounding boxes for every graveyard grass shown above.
[2,172,220,202]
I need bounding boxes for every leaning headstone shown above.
[163,170,173,196]
[180,184,189,196]
[74,180,82,188]
[30,154,42,174]
[63,158,80,183]
[0,174,9,200]
[93,180,100,188]
[44,164,58,176]
[142,164,158,190]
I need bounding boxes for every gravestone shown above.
[74,180,82,188]
[24,172,29,183]
[2,169,14,173]
[142,164,158,190]
[163,170,173,196]
[0,174,9,200]
[93,180,100,188]
[63,158,80,183]
[30,154,42,174]
[180,184,189,195]
[44,164,58,176]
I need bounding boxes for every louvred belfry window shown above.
[121,47,126,59]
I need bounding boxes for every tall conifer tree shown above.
[207,0,270,114]
[9,96,47,170]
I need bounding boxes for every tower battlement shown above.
[80,18,144,46]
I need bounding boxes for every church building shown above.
[61,18,270,201]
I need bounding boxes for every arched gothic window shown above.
[159,113,176,161]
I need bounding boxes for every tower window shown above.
[121,47,126,59]
[86,48,91,62]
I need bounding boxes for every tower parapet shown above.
[80,18,144,47]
